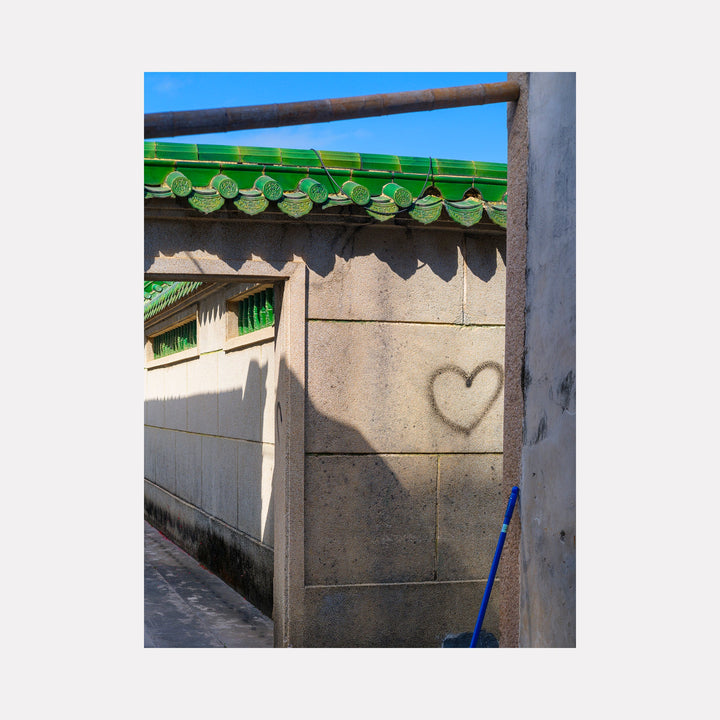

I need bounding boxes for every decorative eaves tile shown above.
[144,142,507,228]
[144,281,205,321]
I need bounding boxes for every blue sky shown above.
[144,72,508,164]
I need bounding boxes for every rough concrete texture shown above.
[302,580,499,648]
[517,72,576,647]
[145,216,510,647]
[499,71,529,649]
[305,321,505,454]
[437,454,504,581]
[304,454,438,585]
[305,226,505,325]
[174,431,202,506]
[201,435,239,528]
[187,352,219,435]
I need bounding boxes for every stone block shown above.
[153,428,177,493]
[144,425,158,480]
[306,225,464,323]
[260,342,277,445]
[260,442,274,548]
[306,321,505,454]
[304,454,437,585]
[145,368,164,427]
[187,352,219,435]
[236,439,264,540]
[197,293,227,353]
[175,431,202,507]
[201,436,238,527]
[163,361,187,431]
[218,343,269,443]
[437,454,504,581]
[301,580,500,647]
[464,237,506,325]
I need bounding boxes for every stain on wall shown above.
[428,362,504,435]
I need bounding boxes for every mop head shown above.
[442,630,499,648]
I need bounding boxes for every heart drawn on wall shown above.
[428,362,504,435]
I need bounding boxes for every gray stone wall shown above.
[144,282,276,616]
[302,227,507,645]
[145,214,509,646]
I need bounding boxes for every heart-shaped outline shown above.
[428,362,504,435]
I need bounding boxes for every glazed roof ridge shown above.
[144,141,507,228]
[144,141,507,179]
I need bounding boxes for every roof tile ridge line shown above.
[146,144,506,173]
[143,280,203,318]
[145,155,506,183]
[144,279,180,300]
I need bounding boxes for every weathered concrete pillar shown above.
[504,72,576,647]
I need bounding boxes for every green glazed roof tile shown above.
[238,146,283,165]
[397,156,435,175]
[280,148,322,167]
[143,142,507,228]
[471,160,508,180]
[154,142,199,161]
[317,150,361,170]
[144,164,170,185]
[359,153,403,172]
[445,198,485,227]
[197,144,242,163]
[188,189,225,214]
[144,281,205,320]
[278,192,313,218]
[233,191,269,215]
[144,280,174,301]
[432,158,478,177]
[176,167,217,187]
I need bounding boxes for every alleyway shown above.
[144,521,274,648]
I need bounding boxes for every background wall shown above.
[144,282,277,616]
[145,213,510,647]
[301,223,508,646]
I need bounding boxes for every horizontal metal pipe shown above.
[145,81,520,139]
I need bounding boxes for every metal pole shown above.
[470,485,519,648]
[145,81,520,139]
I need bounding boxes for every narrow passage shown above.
[144,521,274,648]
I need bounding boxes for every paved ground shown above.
[144,521,274,648]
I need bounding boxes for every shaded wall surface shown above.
[145,211,508,646]
[144,283,276,616]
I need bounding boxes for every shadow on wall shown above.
[144,352,275,614]
[145,216,505,285]
[144,342,507,646]
[281,360,507,647]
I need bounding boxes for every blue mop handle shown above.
[470,486,519,648]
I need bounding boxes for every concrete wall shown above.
[505,72,576,647]
[144,282,277,616]
[145,210,508,647]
